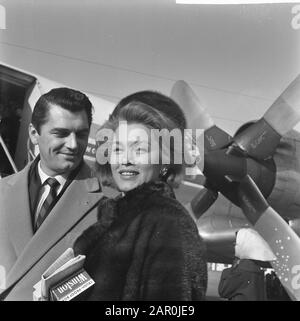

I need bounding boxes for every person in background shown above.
[218,228,276,301]
[73,91,207,300]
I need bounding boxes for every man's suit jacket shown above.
[0,161,103,300]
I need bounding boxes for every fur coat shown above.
[73,181,207,301]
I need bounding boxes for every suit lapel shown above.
[5,165,34,257]
[6,164,103,288]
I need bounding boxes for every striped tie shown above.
[35,177,60,231]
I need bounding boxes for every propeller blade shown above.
[171,80,232,151]
[233,74,300,160]
[264,74,300,137]
[186,186,219,220]
[238,175,300,301]
[171,80,214,131]
[203,125,232,152]
[233,118,281,161]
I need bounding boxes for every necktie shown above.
[35,177,60,231]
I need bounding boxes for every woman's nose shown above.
[121,150,135,165]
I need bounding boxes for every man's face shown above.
[29,104,90,176]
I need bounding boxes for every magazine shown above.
[33,248,94,301]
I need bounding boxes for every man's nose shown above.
[65,133,78,150]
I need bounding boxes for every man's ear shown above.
[28,123,39,145]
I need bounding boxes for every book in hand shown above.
[33,248,95,301]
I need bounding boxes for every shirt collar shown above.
[37,161,67,187]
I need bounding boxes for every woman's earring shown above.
[159,166,169,181]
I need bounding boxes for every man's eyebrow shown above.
[50,128,70,133]
[50,127,89,133]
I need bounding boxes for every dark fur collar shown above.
[74,181,175,256]
[106,181,175,213]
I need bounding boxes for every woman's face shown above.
[110,122,162,192]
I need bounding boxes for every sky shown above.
[0,0,299,134]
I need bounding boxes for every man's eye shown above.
[54,132,68,138]
[77,132,89,139]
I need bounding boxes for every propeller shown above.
[171,76,300,300]
[171,80,232,219]
[172,75,300,220]
[172,76,300,300]
[170,80,214,132]
[238,175,300,301]
[171,80,232,152]
[186,186,218,220]
[233,74,300,161]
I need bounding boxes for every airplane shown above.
[1,0,300,300]
[1,61,300,300]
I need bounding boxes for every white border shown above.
[176,0,300,4]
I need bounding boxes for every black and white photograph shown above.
[0,0,300,304]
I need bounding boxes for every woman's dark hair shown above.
[31,87,93,133]
[111,90,186,130]
[96,91,190,187]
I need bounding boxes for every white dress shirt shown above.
[34,161,67,223]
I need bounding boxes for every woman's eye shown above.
[135,147,148,154]
[112,147,122,153]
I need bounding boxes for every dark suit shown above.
[0,160,103,300]
[218,259,266,301]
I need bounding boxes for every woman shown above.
[73,91,207,301]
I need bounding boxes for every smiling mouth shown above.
[118,170,139,177]
[61,153,78,159]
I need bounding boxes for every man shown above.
[0,88,103,300]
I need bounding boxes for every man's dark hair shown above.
[31,87,93,133]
